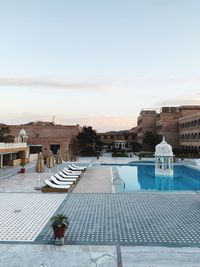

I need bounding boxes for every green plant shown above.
[20,162,26,167]
[51,213,69,228]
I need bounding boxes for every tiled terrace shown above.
[0,156,200,266]
[38,192,200,247]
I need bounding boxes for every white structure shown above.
[114,140,126,150]
[19,129,28,143]
[155,137,174,176]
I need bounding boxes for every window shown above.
[50,144,60,154]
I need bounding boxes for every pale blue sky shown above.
[0,0,200,131]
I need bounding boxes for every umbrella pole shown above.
[38,173,41,188]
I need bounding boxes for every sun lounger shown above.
[54,173,77,182]
[68,164,85,172]
[71,163,87,170]
[55,172,78,180]
[64,167,82,175]
[50,176,74,185]
[56,173,77,183]
[44,179,71,189]
[58,170,80,179]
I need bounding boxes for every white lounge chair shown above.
[44,179,71,189]
[55,172,78,180]
[54,175,78,183]
[71,163,86,170]
[50,176,73,186]
[68,164,85,172]
[64,167,82,175]
[54,174,77,183]
[58,170,79,179]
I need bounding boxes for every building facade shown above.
[0,142,29,168]
[97,131,137,150]
[8,121,81,157]
[179,112,200,150]
[137,109,157,144]
[136,106,200,149]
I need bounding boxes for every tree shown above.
[95,139,105,152]
[130,141,142,152]
[76,126,97,156]
[142,131,162,150]
[0,126,14,143]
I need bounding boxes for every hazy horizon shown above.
[1,1,200,131]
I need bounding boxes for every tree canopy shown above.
[76,126,97,155]
[0,126,15,143]
[142,131,162,150]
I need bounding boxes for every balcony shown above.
[0,143,27,150]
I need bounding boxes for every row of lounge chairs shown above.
[42,164,87,193]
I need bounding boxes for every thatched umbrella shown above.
[35,152,45,189]
[64,150,70,162]
[55,149,63,171]
[46,150,55,176]
[56,149,63,165]
[46,150,55,168]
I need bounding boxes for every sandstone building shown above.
[8,121,81,157]
[97,130,137,150]
[136,105,200,149]
[179,112,200,150]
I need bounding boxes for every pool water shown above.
[115,165,200,192]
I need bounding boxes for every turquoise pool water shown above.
[115,165,200,192]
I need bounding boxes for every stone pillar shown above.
[0,155,3,168]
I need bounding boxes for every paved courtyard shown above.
[0,193,66,241]
[38,192,200,247]
[0,157,200,266]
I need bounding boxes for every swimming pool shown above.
[114,164,200,192]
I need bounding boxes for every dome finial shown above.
[163,136,165,142]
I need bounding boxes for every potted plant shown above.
[51,213,69,240]
[20,162,26,173]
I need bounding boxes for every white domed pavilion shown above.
[155,137,174,176]
[18,128,28,143]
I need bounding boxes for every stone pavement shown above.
[72,165,113,193]
[0,244,118,267]
[0,156,200,266]
[0,244,200,267]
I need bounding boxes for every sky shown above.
[0,0,200,132]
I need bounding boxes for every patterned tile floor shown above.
[0,193,66,241]
[38,192,200,247]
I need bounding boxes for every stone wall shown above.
[8,123,81,156]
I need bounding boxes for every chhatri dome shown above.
[19,128,27,137]
[155,137,173,157]
[155,137,174,176]
[18,128,28,143]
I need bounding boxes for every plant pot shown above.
[53,225,66,239]
[20,168,25,173]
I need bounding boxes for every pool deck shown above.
[0,155,200,266]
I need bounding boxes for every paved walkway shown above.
[72,165,112,193]
[0,244,200,267]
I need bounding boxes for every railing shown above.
[113,177,125,190]
[0,142,27,149]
